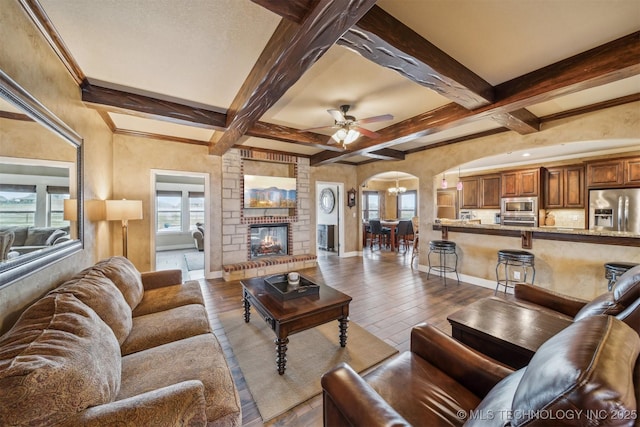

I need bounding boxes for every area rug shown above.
[183,251,204,271]
[218,309,398,422]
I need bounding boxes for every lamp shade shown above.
[63,198,77,221]
[105,199,143,221]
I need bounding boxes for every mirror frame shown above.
[0,69,83,287]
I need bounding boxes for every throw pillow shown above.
[53,270,133,345]
[45,228,67,245]
[24,227,56,246]
[0,293,121,426]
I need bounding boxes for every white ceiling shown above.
[35,0,640,165]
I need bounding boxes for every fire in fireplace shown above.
[249,224,288,259]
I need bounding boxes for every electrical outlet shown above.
[513,271,521,280]
[572,215,579,221]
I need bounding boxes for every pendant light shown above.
[441,174,448,189]
[456,167,463,191]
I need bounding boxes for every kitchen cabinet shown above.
[501,168,540,197]
[625,157,640,186]
[587,156,640,188]
[317,224,335,251]
[460,177,479,209]
[544,165,584,208]
[437,189,458,219]
[459,174,500,209]
[480,174,501,208]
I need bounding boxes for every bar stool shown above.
[495,249,535,295]
[604,262,638,291]
[427,240,459,285]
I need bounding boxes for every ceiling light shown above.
[331,127,360,147]
[522,152,531,157]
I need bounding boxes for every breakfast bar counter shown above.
[423,220,639,299]
[433,220,640,248]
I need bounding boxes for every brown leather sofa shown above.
[321,315,639,426]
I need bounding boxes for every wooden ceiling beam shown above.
[81,82,227,130]
[338,5,493,109]
[312,32,640,165]
[209,0,377,156]
[246,121,343,151]
[250,0,318,25]
[81,82,339,150]
[256,3,538,135]
[364,148,405,161]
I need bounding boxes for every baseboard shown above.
[416,264,505,293]
[206,270,223,279]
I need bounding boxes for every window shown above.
[397,190,417,219]
[362,191,380,220]
[0,184,37,226]
[189,191,205,230]
[47,186,70,227]
[157,191,182,231]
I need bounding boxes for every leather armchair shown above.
[514,264,640,330]
[322,315,639,426]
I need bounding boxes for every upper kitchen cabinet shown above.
[501,168,540,198]
[544,165,585,208]
[460,176,480,209]
[587,156,640,188]
[460,174,500,209]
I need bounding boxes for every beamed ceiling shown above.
[22,0,640,168]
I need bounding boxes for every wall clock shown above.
[320,188,335,214]
[347,188,356,208]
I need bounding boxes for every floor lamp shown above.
[105,199,143,258]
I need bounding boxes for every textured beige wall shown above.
[112,134,222,274]
[311,164,360,254]
[0,1,113,334]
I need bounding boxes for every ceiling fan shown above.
[302,105,393,147]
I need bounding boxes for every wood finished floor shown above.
[200,249,496,427]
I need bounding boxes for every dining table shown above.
[363,220,400,251]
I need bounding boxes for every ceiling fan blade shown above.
[355,113,394,125]
[299,124,339,132]
[327,108,346,122]
[353,126,380,139]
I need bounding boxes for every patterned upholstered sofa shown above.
[0,225,70,255]
[0,256,241,426]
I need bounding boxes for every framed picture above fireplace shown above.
[243,175,297,209]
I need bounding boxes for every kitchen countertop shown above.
[435,219,640,239]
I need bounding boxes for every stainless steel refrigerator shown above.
[589,188,640,233]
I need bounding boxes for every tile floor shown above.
[156,248,204,280]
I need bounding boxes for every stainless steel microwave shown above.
[501,197,538,215]
[501,197,538,227]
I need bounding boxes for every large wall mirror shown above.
[0,69,83,287]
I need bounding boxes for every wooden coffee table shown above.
[447,297,573,368]
[241,275,352,375]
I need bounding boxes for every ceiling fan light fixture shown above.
[344,129,360,145]
[331,127,360,146]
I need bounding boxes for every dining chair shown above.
[396,220,414,253]
[368,220,391,249]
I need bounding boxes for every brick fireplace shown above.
[221,149,316,280]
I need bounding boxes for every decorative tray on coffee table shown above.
[264,274,320,302]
